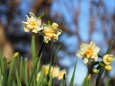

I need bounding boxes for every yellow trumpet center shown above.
[84,47,94,58]
[30,21,36,26]
[44,67,49,75]
[106,57,113,62]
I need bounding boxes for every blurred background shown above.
[0,0,115,86]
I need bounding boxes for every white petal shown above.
[24,27,29,32]
[32,29,38,33]
[57,29,62,36]
[29,12,35,17]
[93,55,98,61]
[52,23,58,27]
[36,19,42,25]
[76,50,82,58]
[83,58,88,64]
[94,46,100,54]
[80,42,89,51]
[26,15,30,21]
[27,25,33,29]
[37,27,43,31]
[22,21,28,25]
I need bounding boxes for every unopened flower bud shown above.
[105,65,112,71]
[92,68,98,74]
[13,52,19,59]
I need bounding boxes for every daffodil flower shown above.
[103,54,114,65]
[43,23,62,43]
[22,12,43,33]
[76,41,100,64]
[43,65,60,78]
[58,69,66,80]
[43,65,67,79]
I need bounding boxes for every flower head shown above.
[22,12,43,33]
[76,41,100,63]
[43,23,62,43]
[103,54,114,65]
[58,69,66,80]
[43,65,60,78]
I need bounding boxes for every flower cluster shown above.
[76,41,114,73]
[22,12,62,43]
[36,64,66,81]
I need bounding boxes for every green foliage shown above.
[96,41,113,86]
[0,36,67,86]
[69,61,77,86]
[0,37,113,86]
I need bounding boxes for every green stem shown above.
[29,42,45,86]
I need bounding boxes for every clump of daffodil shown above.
[102,54,114,71]
[76,41,100,64]
[36,64,66,81]
[22,12,43,33]
[43,23,62,43]
[43,65,60,78]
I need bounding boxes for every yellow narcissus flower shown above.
[103,54,114,65]
[43,23,62,43]
[58,69,66,80]
[43,65,60,78]
[105,65,112,71]
[51,66,60,78]
[43,65,50,75]
[76,41,100,64]
[22,12,43,33]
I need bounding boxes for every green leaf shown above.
[105,78,110,86]
[19,57,23,81]
[60,74,66,86]
[16,69,22,86]
[24,58,28,86]
[105,40,113,54]
[96,68,104,86]
[31,35,37,63]
[53,45,61,66]
[37,68,45,86]
[38,12,45,19]
[2,59,7,86]
[12,79,16,86]
[0,68,3,86]
[48,77,53,86]
[69,60,77,86]
[7,58,15,86]
[29,56,41,86]
[82,74,91,86]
